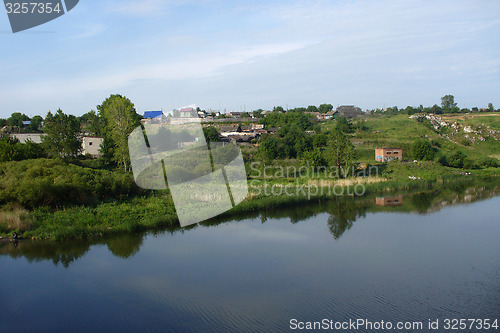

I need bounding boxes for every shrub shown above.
[477,156,499,168]
[463,158,478,170]
[411,139,435,161]
[447,151,467,168]
[437,154,448,166]
[0,159,141,209]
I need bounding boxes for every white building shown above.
[82,136,104,158]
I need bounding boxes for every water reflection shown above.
[1,182,499,266]
[376,195,403,206]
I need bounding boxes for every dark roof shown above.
[220,125,241,132]
[228,135,251,142]
[144,111,163,118]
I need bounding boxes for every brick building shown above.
[375,147,403,162]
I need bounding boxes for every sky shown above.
[0,0,499,118]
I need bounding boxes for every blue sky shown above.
[0,0,499,118]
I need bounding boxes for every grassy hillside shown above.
[332,113,500,163]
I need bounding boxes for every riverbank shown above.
[2,171,498,240]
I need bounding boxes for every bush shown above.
[447,151,467,168]
[0,159,141,209]
[477,156,499,168]
[412,139,435,161]
[0,137,46,162]
[437,154,448,166]
[463,158,478,169]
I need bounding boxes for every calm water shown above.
[1,188,499,332]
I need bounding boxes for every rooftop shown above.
[144,111,163,119]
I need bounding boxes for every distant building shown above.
[12,133,104,158]
[144,111,163,119]
[11,133,46,144]
[322,110,337,120]
[82,136,104,158]
[376,195,403,206]
[336,105,363,118]
[220,125,242,134]
[228,111,242,118]
[179,107,197,118]
[375,148,403,162]
[143,111,166,124]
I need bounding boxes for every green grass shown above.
[340,113,500,163]
[1,113,499,240]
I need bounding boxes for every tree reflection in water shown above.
[1,182,498,266]
[326,198,367,239]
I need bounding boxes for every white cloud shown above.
[111,0,169,16]
[67,23,106,40]
[0,0,499,116]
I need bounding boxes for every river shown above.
[1,185,499,332]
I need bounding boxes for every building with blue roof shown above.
[144,111,164,119]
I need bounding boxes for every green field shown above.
[337,113,500,163]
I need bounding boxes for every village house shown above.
[375,147,403,162]
[179,107,197,118]
[142,111,166,124]
[11,133,104,158]
[197,110,207,118]
[228,111,242,118]
[82,136,104,158]
[251,124,265,130]
[220,125,242,134]
[12,133,46,144]
[321,110,337,120]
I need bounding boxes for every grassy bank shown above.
[1,112,499,240]
[2,169,498,240]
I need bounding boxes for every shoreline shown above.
[1,174,498,241]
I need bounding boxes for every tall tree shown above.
[29,115,43,132]
[42,109,81,158]
[326,129,356,177]
[441,95,457,111]
[306,105,319,113]
[7,112,30,128]
[318,104,333,114]
[80,110,104,136]
[336,116,352,133]
[97,95,140,172]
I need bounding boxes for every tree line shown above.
[370,95,497,115]
[0,94,141,171]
